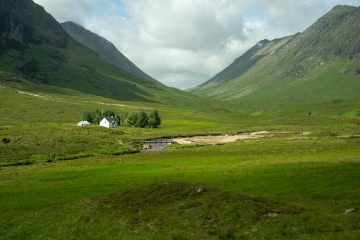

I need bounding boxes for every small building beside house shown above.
[100,117,117,128]
[77,121,90,127]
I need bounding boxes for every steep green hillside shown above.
[61,21,156,82]
[188,5,360,108]
[0,0,206,108]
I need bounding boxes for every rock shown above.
[341,67,351,74]
[11,23,24,43]
[267,212,279,217]
[345,208,355,214]
[50,60,62,70]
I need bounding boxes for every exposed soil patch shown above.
[1,84,45,97]
[83,100,153,110]
[172,131,271,145]
[17,90,44,97]
[141,132,273,152]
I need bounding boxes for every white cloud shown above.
[33,0,359,89]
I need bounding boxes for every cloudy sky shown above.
[33,0,359,89]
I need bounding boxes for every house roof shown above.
[77,121,90,126]
[78,121,90,124]
[103,117,116,122]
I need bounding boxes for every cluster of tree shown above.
[81,109,161,128]
[122,109,161,128]
[81,109,120,125]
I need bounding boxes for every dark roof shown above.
[104,117,116,122]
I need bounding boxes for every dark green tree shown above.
[102,109,116,118]
[81,111,93,123]
[136,110,149,128]
[121,113,129,126]
[148,109,161,128]
[93,111,102,124]
[115,115,121,126]
[125,112,138,127]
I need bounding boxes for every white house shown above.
[77,121,90,126]
[100,117,117,128]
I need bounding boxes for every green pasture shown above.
[2,83,359,167]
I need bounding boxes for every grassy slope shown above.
[1,83,359,165]
[228,60,360,108]
[0,83,235,165]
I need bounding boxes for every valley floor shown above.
[0,84,359,239]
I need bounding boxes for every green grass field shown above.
[1,82,360,239]
[1,136,359,239]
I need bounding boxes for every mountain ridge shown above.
[0,0,208,108]
[60,21,157,83]
[188,5,360,107]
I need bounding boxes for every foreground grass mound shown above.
[2,182,300,239]
[91,182,300,236]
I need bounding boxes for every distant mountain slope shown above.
[61,21,157,82]
[0,0,206,108]
[188,5,360,107]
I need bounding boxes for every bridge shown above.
[132,139,174,145]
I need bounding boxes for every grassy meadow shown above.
[1,82,360,239]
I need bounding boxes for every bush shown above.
[100,147,139,155]
[57,153,94,161]
[0,160,35,167]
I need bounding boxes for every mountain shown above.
[60,21,156,82]
[188,5,360,108]
[0,0,205,107]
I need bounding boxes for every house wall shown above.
[100,119,110,128]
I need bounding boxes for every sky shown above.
[33,0,359,90]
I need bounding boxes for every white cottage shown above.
[100,117,117,128]
[77,121,90,126]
